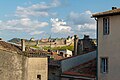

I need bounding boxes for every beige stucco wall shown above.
[27,57,48,80]
[0,50,27,80]
[98,15,120,80]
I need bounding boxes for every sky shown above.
[0,0,120,41]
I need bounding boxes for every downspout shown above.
[95,17,98,80]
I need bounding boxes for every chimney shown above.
[84,35,90,40]
[36,40,39,46]
[0,38,2,41]
[112,7,117,10]
[74,35,79,55]
[21,39,25,51]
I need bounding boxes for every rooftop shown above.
[0,41,22,53]
[0,41,48,57]
[49,50,96,69]
[92,7,120,17]
[62,58,96,78]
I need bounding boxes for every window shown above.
[65,54,67,57]
[101,58,108,73]
[103,18,109,35]
[37,75,41,80]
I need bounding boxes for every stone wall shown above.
[0,50,26,80]
[27,57,48,80]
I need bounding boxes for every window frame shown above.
[103,17,110,35]
[100,57,108,73]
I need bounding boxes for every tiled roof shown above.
[48,55,63,67]
[49,50,96,68]
[92,8,120,17]
[62,58,96,78]
[0,41,22,53]
[0,41,48,57]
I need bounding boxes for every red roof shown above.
[62,58,96,78]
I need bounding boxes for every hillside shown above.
[8,38,21,43]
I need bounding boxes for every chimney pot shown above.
[0,38,2,41]
[112,7,117,10]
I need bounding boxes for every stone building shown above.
[74,35,96,55]
[0,39,48,80]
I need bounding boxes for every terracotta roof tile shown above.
[62,58,96,78]
[92,8,120,17]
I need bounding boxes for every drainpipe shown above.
[95,17,98,80]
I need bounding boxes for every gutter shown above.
[61,74,96,80]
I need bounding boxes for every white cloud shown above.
[51,18,72,33]
[0,0,61,37]
[16,6,49,17]
[77,23,96,30]
[51,0,61,7]
[76,23,96,38]
[30,31,44,35]
[0,18,48,34]
[68,11,96,38]
[68,11,95,25]
[16,0,60,17]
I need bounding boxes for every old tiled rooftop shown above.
[62,58,96,78]
[0,41,48,57]
[92,8,120,17]
[0,41,22,53]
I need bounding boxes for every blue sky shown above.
[0,0,120,40]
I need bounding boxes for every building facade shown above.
[49,51,96,80]
[93,7,120,80]
[0,40,48,80]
